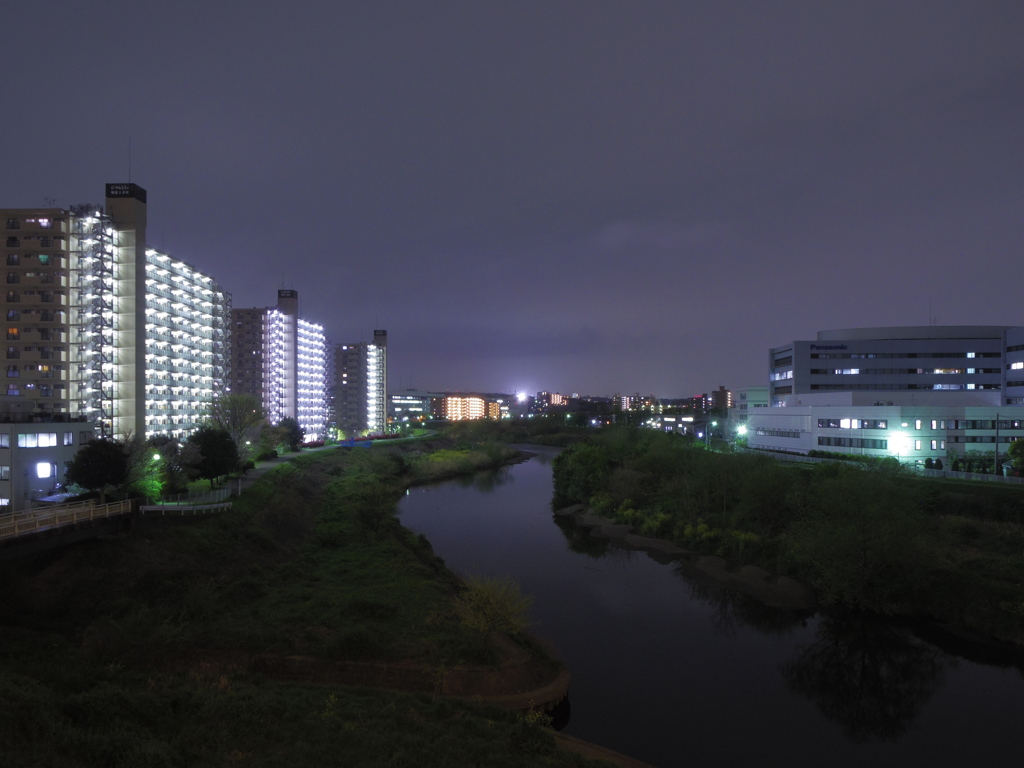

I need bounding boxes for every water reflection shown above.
[550,514,612,559]
[678,571,809,638]
[551,512,948,741]
[401,455,1024,765]
[782,612,947,742]
[452,466,514,492]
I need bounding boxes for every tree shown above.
[789,465,931,612]
[1008,439,1024,474]
[148,435,198,494]
[65,439,130,503]
[278,417,305,452]
[207,393,264,458]
[187,426,239,488]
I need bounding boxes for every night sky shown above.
[4,1,1023,397]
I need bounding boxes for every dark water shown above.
[398,448,1024,768]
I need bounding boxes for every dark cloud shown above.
[3,1,1023,396]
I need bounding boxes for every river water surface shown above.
[397,447,1024,768]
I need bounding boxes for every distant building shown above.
[443,395,488,421]
[434,393,511,421]
[618,393,659,411]
[389,390,435,424]
[230,290,327,441]
[334,330,388,436]
[537,391,569,408]
[709,385,732,412]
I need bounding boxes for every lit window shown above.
[931,440,938,450]
[36,462,52,479]
[915,420,922,430]
[915,440,922,451]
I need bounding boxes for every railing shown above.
[149,487,232,506]
[138,502,231,515]
[0,499,134,541]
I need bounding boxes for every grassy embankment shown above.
[0,437,610,768]
[553,428,1024,645]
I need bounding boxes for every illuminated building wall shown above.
[3,184,229,439]
[443,395,487,421]
[619,393,659,411]
[297,318,327,440]
[233,291,327,441]
[142,248,230,438]
[334,330,387,436]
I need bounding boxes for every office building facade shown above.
[749,326,1024,462]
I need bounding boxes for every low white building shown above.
[749,326,1024,463]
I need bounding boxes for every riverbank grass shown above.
[1,439,607,767]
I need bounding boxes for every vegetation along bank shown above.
[552,428,1024,647]
[0,436,615,768]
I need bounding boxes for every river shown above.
[397,447,1024,768]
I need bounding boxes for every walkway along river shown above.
[398,446,1024,768]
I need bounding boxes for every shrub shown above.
[456,576,533,637]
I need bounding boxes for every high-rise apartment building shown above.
[230,290,327,441]
[334,330,387,436]
[2,184,229,438]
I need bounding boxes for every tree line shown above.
[552,428,1024,643]
[65,394,307,501]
